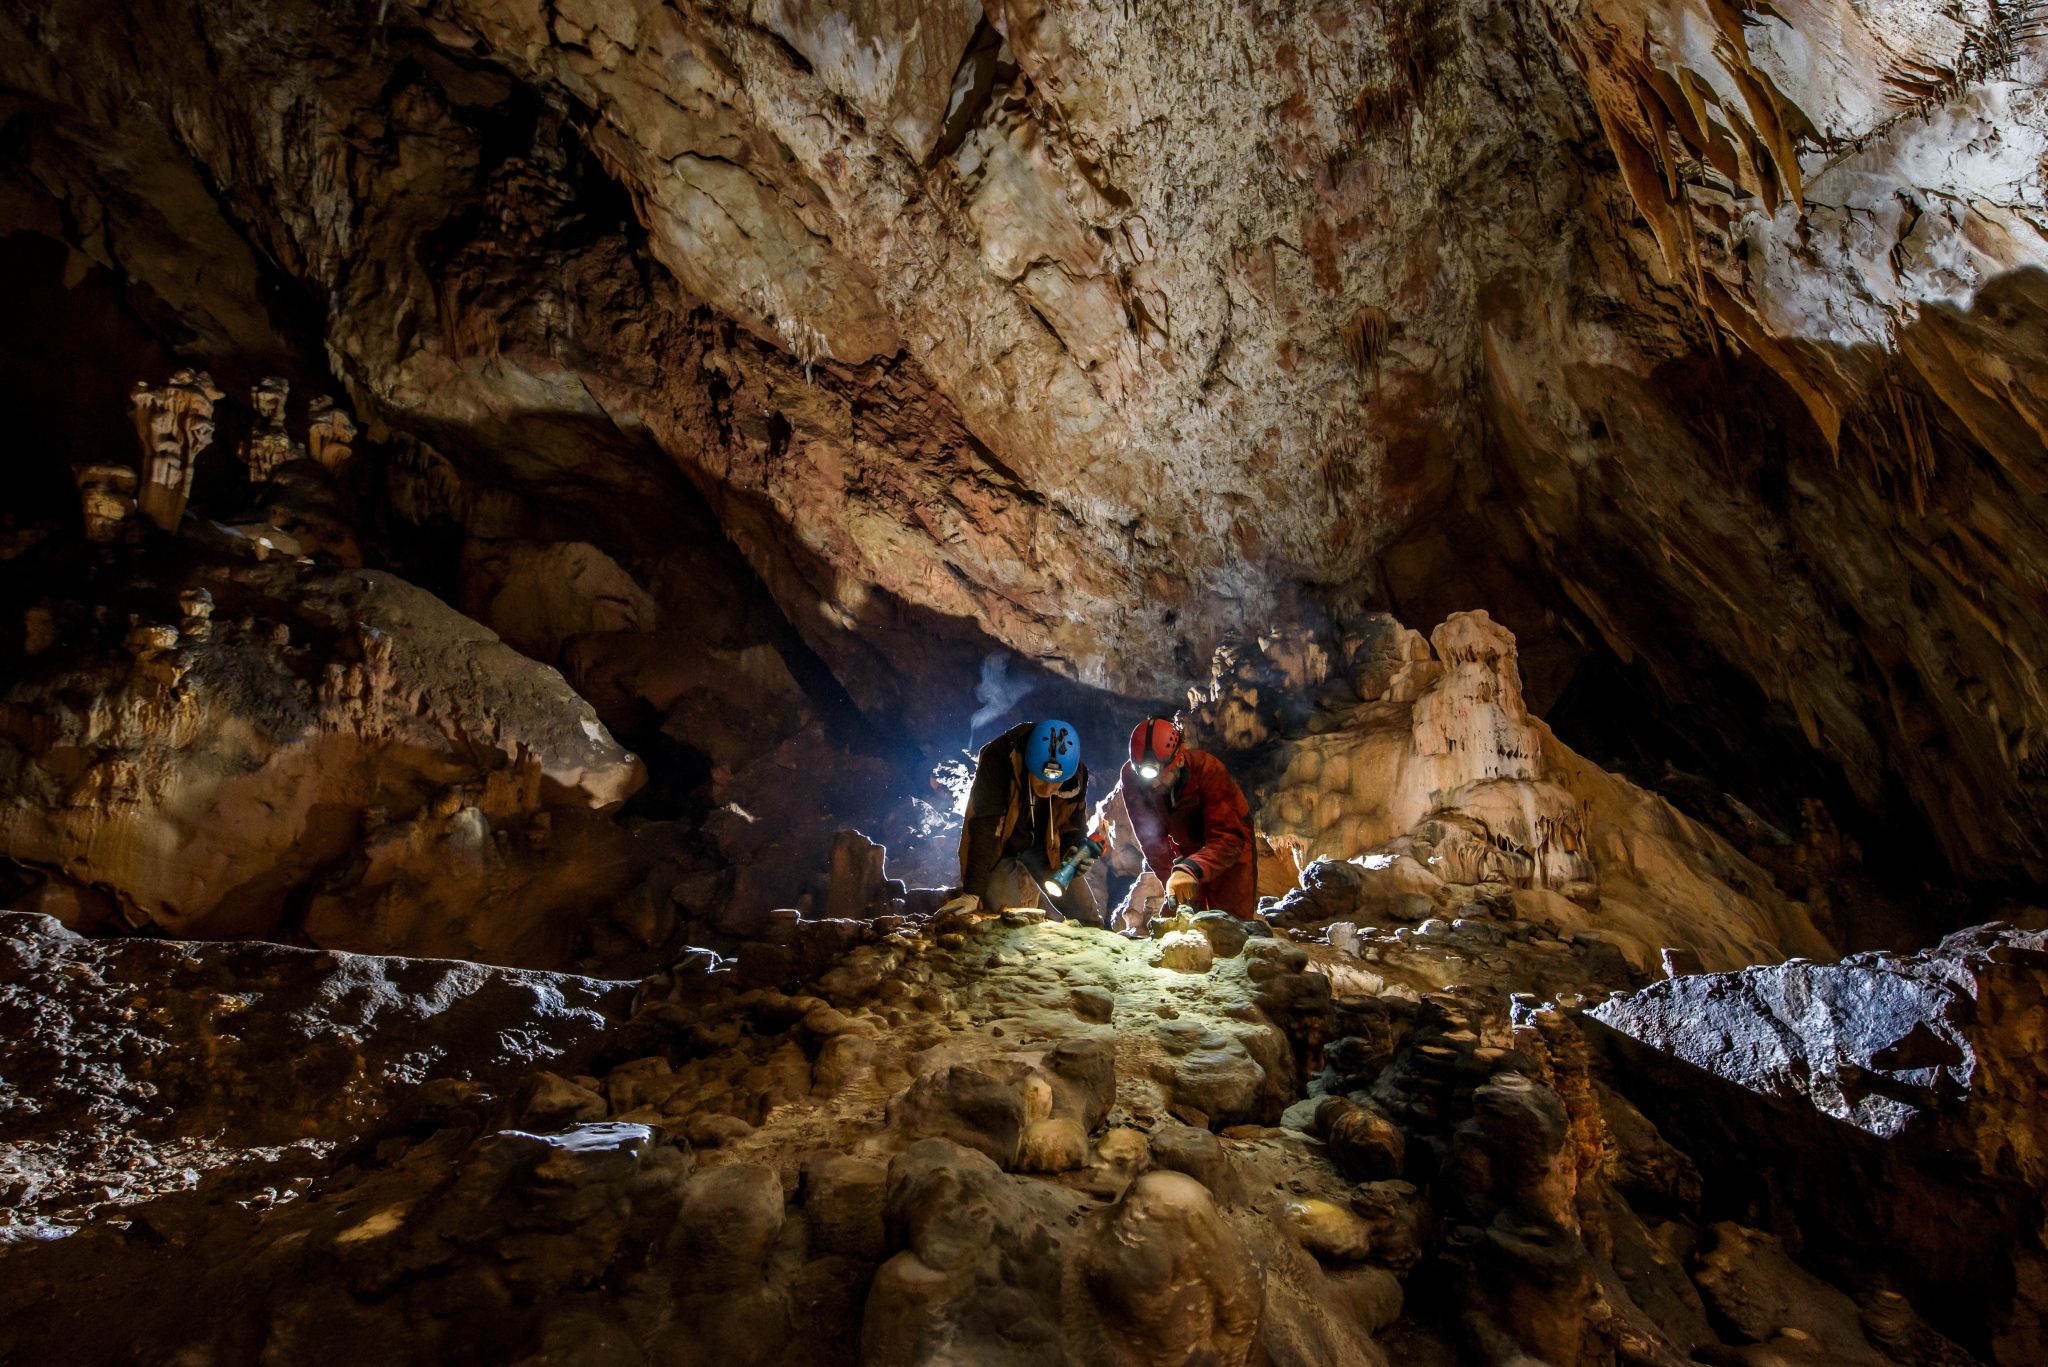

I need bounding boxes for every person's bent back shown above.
[955,718,1102,924]
[1115,716,1256,921]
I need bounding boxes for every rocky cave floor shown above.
[4,881,2046,1366]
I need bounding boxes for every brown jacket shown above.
[958,721,1090,901]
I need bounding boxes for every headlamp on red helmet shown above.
[1130,717,1184,785]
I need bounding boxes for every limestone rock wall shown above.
[0,0,2039,897]
[1494,0,2048,884]
[457,538,660,664]
[2,0,2046,888]
[0,558,646,963]
[1247,610,1834,972]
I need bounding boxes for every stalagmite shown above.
[239,376,302,479]
[72,461,137,542]
[306,393,357,471]
[130,370,223,532]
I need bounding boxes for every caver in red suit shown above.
[1117,717,1257,920]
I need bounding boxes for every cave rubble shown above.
[1,876,2031,1364]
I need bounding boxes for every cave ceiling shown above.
[1,0,2046,883]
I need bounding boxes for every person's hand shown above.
[1072,843,1099,875]
[936,891,981,915]
[1164,868,1198,905]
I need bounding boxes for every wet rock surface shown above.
[1592,924,2048,1153]
[0,911,632,1240]
[1590,924,2048,1361]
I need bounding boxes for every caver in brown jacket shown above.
[957,720,1090,902]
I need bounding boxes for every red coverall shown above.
[1118,747,1257,919]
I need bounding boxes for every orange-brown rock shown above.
[1254,610,1833,971]
[0,559,644,962]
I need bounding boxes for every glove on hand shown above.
[1072,843,1099,875]
[1164,868,1199,906]
[935,892,981,915]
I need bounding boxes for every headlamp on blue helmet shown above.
[1025,719,1079,784]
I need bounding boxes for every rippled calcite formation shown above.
[305,394,357,470]
[1221,611,1832,972]
[239,375,304,479]
[71,461,137,542]
[130,368,223,532]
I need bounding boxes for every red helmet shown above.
[1130,718,1184,783]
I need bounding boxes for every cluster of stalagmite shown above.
[305,395,357,470]
[128,368,223,533]
[71,461,138,543]
[82,372,360,539]
[0,557,644,961]
[238,377,302,480]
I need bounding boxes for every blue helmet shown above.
[1025,719,1080,784]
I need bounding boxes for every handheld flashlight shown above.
[1041,834,1105,898]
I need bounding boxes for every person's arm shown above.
[957,746,1011,900]
[1176,757,1250,884]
